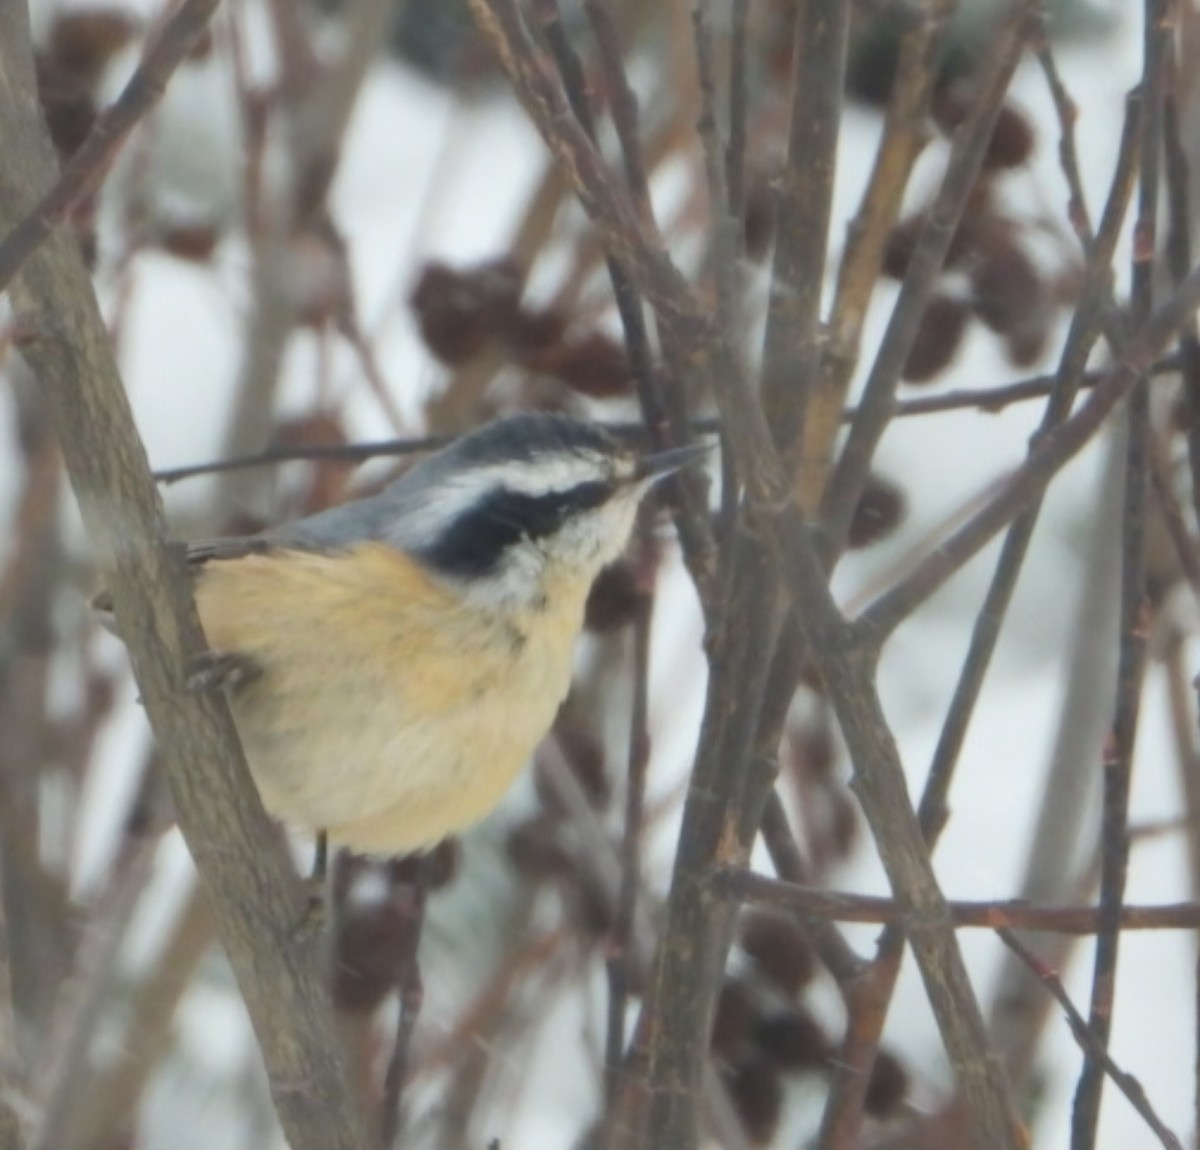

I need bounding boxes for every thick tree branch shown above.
[759,0,848,466]
[0,10,370,1150]
[1072,7,1164,1145]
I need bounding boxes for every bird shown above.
[104,413,706,857]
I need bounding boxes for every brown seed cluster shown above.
[847,474,908,551]
[711,907,910,1143]
[36,8,140,159]
[707,686,910,1142]
[503,712,650,958]
[878,70,1065,386]
[330,841,460,1015]
[411,258,635,401]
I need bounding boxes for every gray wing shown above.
[184,412,582,563]
[185,457,444,564]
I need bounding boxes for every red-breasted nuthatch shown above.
[110,414,705,855]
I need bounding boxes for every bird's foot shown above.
[186,650,259,694]
[294,832,330,940]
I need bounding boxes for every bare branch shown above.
[759,0,849,465]
[0,0,221,293]
[806,0,955,509]
[1072,13,1165,1145]
[820,2,1034,547]
[717,868,1200,934]
[999,928,1184,1150]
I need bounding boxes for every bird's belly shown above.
[237,683,560,855]
[194,544,583,855]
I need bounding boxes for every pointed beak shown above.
[634,440,714,483]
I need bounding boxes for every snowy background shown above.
[8,0,1191,1147]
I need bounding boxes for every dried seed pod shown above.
[742,173,776,262]
[847,474,907,550]
[787,718,836,781]
[985,104,1035,170]
[844,15,903,108]
[739,907,816,996]
[35,57,95,158]
[506,816,573,879]
[158,224,221,264]
[572,868,614,937]
[505,307,570,357]
[46,9,140,90]
[865,1048,911,1117]
[584,560,645,632]
[410,258,522,364]
[270,411,355,515]
[711,978,757,1062]
[902,294,969,383]
[881,214,926,281]
[828,791,860,860]
[383,838,460,890]
[752,1007,830,1072]
[288,224,352,330]
[884,188,993,281]
[332,903,413,1014]
[525,332,632,399]
[723,1055,784,1147]
[331,865,426,1015]
[1004,322,1051,369]
[935,83,1036,171]
[968,235,1045,338]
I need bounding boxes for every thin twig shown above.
[715,868,1200,933]
[31,840,160,1150]
[881,355,1180,418]
[820,1,1035,548]
[0,0,221,293]
[998,927,1185,1150]
[1037,33,1095,243]
[1164,630,1200,1144]
[1162,76,1200,538]
[217,0,399,517]
[57,888,215,1150]
[855,237,1200,636]
[1148,433,1200,594]
[536,0,717,607]
[603,591,653,1123]
[1072,11,1165,1146]
[583,1,653,219]
[883,84,1141,872]
[757,795,865,986]
[0,891,24,1150]
[461,2,1200,1145]
[723,0,749,223]
[807,0,955,511]
[147,359,1189,487]
[380,864,430,1150]
[611,13,790,1150]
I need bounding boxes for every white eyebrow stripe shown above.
[392,455,613,551]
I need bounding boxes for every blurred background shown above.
[7,0,1198,1147]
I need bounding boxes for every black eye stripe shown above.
[418,480,615,578]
